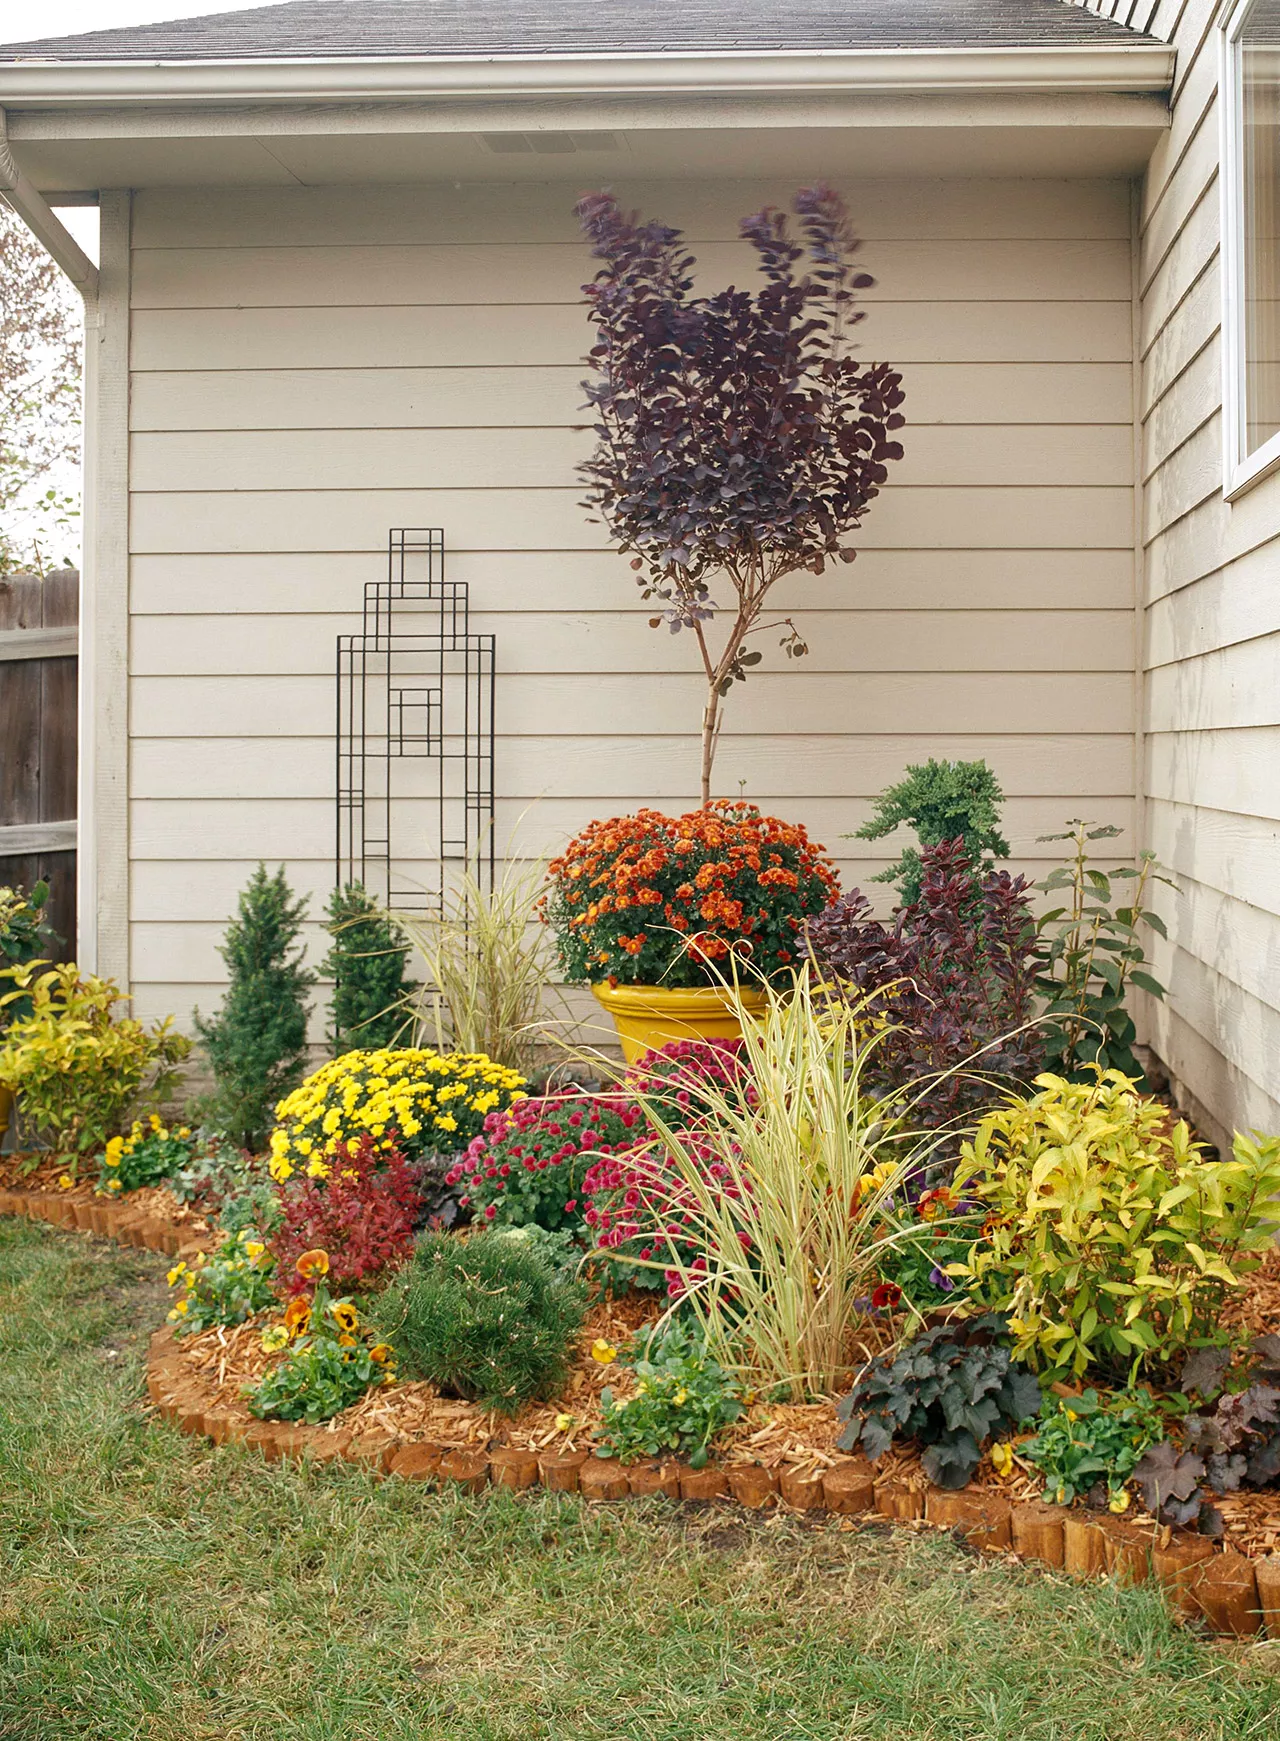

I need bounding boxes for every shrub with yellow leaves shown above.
[267,1047,526,1183]
[951,1070,1280,1381]
[0,961,190,1170]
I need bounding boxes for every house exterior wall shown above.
[1081,0,1280,1147]
[123,176,1139,1036]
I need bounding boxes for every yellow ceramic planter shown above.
[590,980,769,1063]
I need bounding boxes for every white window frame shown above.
[1220,0,1280,497]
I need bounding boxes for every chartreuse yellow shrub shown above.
[0,961,191,1169]
[951,1070,1280,1381]
[268,1047,526,1182]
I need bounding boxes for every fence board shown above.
[0,571,79,953]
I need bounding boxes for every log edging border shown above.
[4,1188,1279,1639]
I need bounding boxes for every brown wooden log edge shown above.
[141,1320,1280,1643]
[0,1184,207,1259]
[8,1196,1279,1641]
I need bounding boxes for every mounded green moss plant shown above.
[370,1231,585,1414]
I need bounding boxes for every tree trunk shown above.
[700,685,722,808]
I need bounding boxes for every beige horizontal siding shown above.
[128,549,1135,616]
[131,238,1134,309]
[131,425,1134,493]
[129,609,1134,678]
[129,361,1135,433]
[129,485,1137,555]
[131,301,1135,372]
[1131,0,1280,1144]
[130,180,1134,248]
[125,176,1138,1036]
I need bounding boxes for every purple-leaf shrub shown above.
[576,184,906,806]
[804,838,1043,1132]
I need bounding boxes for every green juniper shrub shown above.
[851,757,1009,903]
[1033,821,1173,1082]
[195,864,315,1151]
[321,881,414,1053]
[1022,1386,1167,1509]
[371,1230,586,1414]
[837,1313,1042,1489]
[597,1318,746,1468]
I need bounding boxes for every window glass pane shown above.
[1242,0,1280,456]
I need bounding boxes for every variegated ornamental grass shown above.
[613,967,947,1401]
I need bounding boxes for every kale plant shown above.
[836,1314,1042,1489]
[577,184,905,806]
[805,838,1042,1135]
[853,758,1009,904]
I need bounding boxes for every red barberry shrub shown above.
[273,1133,424,1295]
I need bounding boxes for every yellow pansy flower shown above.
[260,1324,290,1353]
[591,1340,618,1365]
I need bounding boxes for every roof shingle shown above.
[0,0,1163,63]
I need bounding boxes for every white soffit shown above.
[0,46,1174,187]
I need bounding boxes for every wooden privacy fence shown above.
[0,570,78,954]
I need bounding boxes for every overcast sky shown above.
[0,0,271,44]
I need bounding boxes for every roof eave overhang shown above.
[0,43,1177,107]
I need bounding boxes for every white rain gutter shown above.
[0,44,1175,107]
[0,107,97,293]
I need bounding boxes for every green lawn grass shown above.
[3,1217,1279,1741]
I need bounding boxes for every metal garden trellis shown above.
[336,529,495,915]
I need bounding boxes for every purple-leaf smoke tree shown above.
[576,184,906,807]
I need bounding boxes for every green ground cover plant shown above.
[5,1220,1280,1741]
[1022,1387,1168,1509]
[597,1319,746,1468]
[167,1227,277,1336]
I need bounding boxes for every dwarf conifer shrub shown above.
[195,865,315,1151]
[853,757,1009,904]
[371,1231,585,1414]
[322,882,414,1053]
